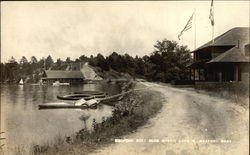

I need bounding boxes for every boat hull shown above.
[73,91,105,95]
[38,103,98,109]
[57,94,106,101]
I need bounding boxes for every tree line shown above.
[0,39,192,83]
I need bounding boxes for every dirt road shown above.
[91,82,249,155]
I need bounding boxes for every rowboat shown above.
[57,94,106,101]
[39,103,88,109]
[39,99,99,109]
[73,91,105,95]
[38,103,97,109]
[39,90,135,109]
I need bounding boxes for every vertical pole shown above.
[235,65,238,81]
[194,69,196,81]
[198,68,200,81]
[219,72,222,82]
[189,68,191,80]
[212,0,215,43]
[194,9,196,49]
[212,26,214,43]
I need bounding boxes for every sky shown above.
[1,1,249,62]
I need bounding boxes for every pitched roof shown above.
[44,70,84,79]
[207,47,249,63]
[193,27,249,52]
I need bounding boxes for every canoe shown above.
[57,94,93,101]
[57,94,106,101]
[38,102,98,109]
[73,91,105,95]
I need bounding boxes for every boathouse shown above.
[41,70,84,84]
[189,27,249,83]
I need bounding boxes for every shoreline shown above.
[29,80,164,155]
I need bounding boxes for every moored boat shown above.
[53,81,70,86]
[39,99,99,109]
[57,94,106,101]
[73,91,105,95]
[38,102,97,109]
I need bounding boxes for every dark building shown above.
[41,70,84,84]
[189,27,249,83]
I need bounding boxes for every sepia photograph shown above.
[0,1,249,155]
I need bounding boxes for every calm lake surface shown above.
[1,82,121,153]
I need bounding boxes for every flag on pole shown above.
[209,0,214,26]
[178,13,194,40]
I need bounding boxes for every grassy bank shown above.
[194,81,249,108]
[30,81,163,155]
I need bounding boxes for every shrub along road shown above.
[91,82,249,155]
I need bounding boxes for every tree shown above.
[37,58,45,69]
[75,58,80,62]
[174,45,192,80]
[148,39,192,82]
[56,58,62,64]
[66,57,71,63]
[79,55,89,62]
[20,56,28,65]
[0,63,6,82]
[135,56,145,76]
[5,57,20,83]
[123,53,136,76]
[0,38,191,84]
[45,55,54,69]
[8,56,17,63]
[106,52,122,71]
[19,56,33,77]
[30,56,38,64]
[54,58,63,70]
[94,53,108,70]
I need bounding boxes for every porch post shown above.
[189,68,192,80]
[234,65,238,81]
[219,72,222,82]
[194,69,195,81]
[198,68,200,81]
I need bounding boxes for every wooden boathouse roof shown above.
[43,70,84,79]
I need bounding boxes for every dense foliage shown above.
[0,39,192,83]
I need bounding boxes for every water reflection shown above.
[1,82,121,154]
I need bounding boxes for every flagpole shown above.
[212,0,214,43]
[194,9,196,49]
[212,25,214,43]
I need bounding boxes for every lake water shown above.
[0,82,121,154]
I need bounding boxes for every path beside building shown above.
[90,81,249,155]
